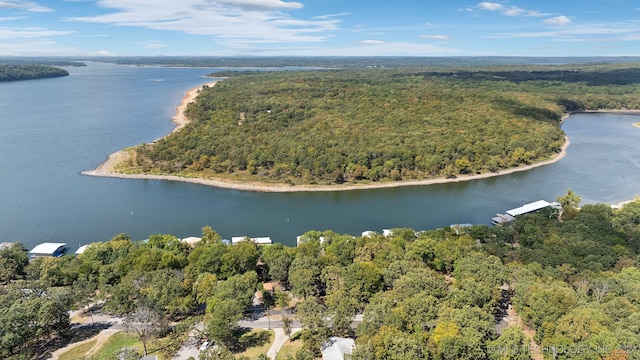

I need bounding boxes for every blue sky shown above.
[1,0,640,57]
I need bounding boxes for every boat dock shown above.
[29,242,67,258]
[492,200,561,225]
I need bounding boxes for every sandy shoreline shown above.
[84,86,640,193]
[172,81,218,133]
[84,136,571,193]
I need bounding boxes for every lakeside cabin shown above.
[29,242,66,259]
[492,200,562,225]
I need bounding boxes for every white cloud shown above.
[421,34,450,41]
[483,22,640,43]
[313,12,351,20]
[476,2,550,17]
[133,40,167,49]
[0,16,24,21]
[68,0,340,44]
[544,16,572,26]
[0,1,53,12]
[357,40,385,45]
[0,26,73,39]
[0,39,101,56]
[478,2,502,11]
[217,0,303,10]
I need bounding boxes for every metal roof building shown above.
[322,337,355,360]
[29,243,66,258]
[231,236,272,245]
[506,200,552,217]
[75,244,91,255]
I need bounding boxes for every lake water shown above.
[1,62,639,250]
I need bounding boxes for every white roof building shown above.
[232,236,272,245]
[322,337,355,360]
[506,200,551,217]
[361,230,375,238]
[75,244,91,255]
[180,236,202,247]
[29,243,66,258]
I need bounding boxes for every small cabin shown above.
[29,242,66,258]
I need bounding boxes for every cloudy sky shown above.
[1,0,640,57]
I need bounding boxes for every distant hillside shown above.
[91,55,640,69]
[0,64,69,82]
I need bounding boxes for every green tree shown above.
[487,327,532,360]
[221,240,260,278]
[261,243,293,282]
[343,261,383,307]
[557,189,581,209]
[558,189,581,220]
[205,297,244,349]
[202,226,223,244]
[212,271,258,310]
[288,256,321,299]
[0,242,29,283]
[325,288,356,336]
[296,296,328,356]
[186,242,228,279]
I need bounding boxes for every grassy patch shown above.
[275,339,303,360]
[235,329,274,359]
[98,332,140,357]
[58,339,97,360]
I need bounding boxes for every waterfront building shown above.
[29,243,66,258]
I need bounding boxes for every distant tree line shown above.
[0,58,85,67]
[90,55,640,69]
[0,64,69,82]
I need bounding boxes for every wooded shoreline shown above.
[83,80,640,193]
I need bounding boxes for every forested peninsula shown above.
[113,63,640,188]
[0,64,69,82]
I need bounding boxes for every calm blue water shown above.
[1,62,639,250]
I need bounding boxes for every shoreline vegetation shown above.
[84,79,640,194]
[0,64,69,82]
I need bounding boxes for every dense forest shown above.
[1,196,640,359]
[0,64,69,82]
[120,63,640,186]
